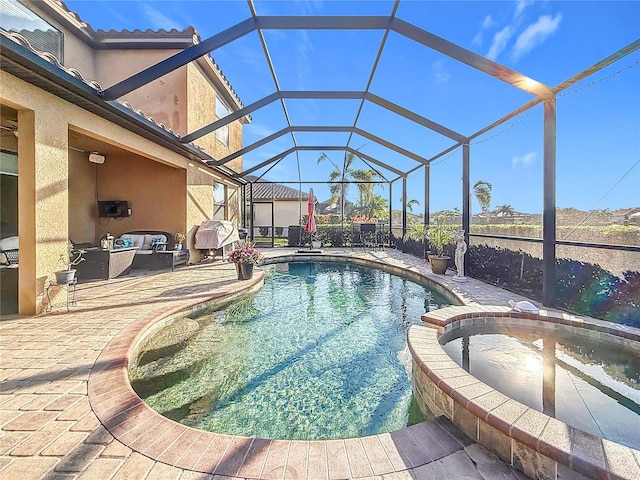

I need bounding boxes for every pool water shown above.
[129,261,452,440]
[440,324,640,450]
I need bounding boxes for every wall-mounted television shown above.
[98,200,130,218]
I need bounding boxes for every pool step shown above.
[135,318,200,365]
[129,318,233,407]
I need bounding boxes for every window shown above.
[213,182,226,220]
[214,95,230,147]
[0,0,64,62]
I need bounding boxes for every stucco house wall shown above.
[1,69,240,313]
[186,62,243,173]
[96,49,188,134]
[1,1,249,314]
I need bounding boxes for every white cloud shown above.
[140,2,182,31]
[487,26,514,61]
[512,14,563,60]
[472,15,494,46]
[512,152,537,167]
[482,14,495,29]
[514,0,534,19]
[432,60,451,84]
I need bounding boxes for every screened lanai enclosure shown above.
[16,1,640,322]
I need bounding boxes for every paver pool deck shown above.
[0,248,599,479]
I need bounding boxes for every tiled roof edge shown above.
[1,30,103,91]
[49,0,245,112]
[49,0,96,34]
[93,27,197,37]
[1,30,203,146]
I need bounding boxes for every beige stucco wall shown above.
[186,63,243,172]
[0,70,201,313]
[2,6,247,312]
[96,154,185,240]
[94,51,245,168]
[95,49,188,134]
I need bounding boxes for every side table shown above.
[156,249,190,271]
[45,278,77,312]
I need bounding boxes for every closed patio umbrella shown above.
[304,188,316,249]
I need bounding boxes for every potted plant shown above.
[227,240,263,280]
[175,232,187,251]
[405,214,457,274]
[55,242,85,284]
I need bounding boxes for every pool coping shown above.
[410,306,640,480]
[87,255,473,479]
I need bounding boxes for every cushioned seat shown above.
[117,231,175,270]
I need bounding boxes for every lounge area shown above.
[71,231,191,282]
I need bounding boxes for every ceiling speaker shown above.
[88,152,105,164]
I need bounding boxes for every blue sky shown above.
[62,0,640,215]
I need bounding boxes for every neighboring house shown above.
[316,198,354,216]
[245,176,308,237]
[0,0,250,314]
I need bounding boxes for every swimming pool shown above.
[129,261,452,440]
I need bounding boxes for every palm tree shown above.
[350,168,379,207]
[318,150,382,219]
[400,197,420,213]
[473,180,492,215]
[358,193,388,220]
[407,199,420,213]
[317,152,353,211]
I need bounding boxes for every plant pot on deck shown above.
[235,262,254,280]
[55,269,76,284]
[428,256,450,275]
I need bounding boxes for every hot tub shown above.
[408,306,640,480]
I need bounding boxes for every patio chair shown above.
[360,224,377,250]
[0,236,19,265]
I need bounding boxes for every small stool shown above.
[45,278,77,312]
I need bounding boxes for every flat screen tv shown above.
[98,200,130,218]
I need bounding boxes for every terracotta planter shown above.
[428,255,450,275]
[235,262,254,280]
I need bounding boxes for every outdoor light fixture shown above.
[88,152,106,164]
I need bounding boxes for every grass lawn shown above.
[252,237,288,246]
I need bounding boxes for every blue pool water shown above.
[129,261,452,440]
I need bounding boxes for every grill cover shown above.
[194,220,240,250]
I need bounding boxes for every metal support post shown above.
[389,181,393,246]
[249,182,254,241]
[543,98,557,306]
[402,176,407,239]
[462,143,470,273]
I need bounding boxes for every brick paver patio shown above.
[0,249,542,479]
